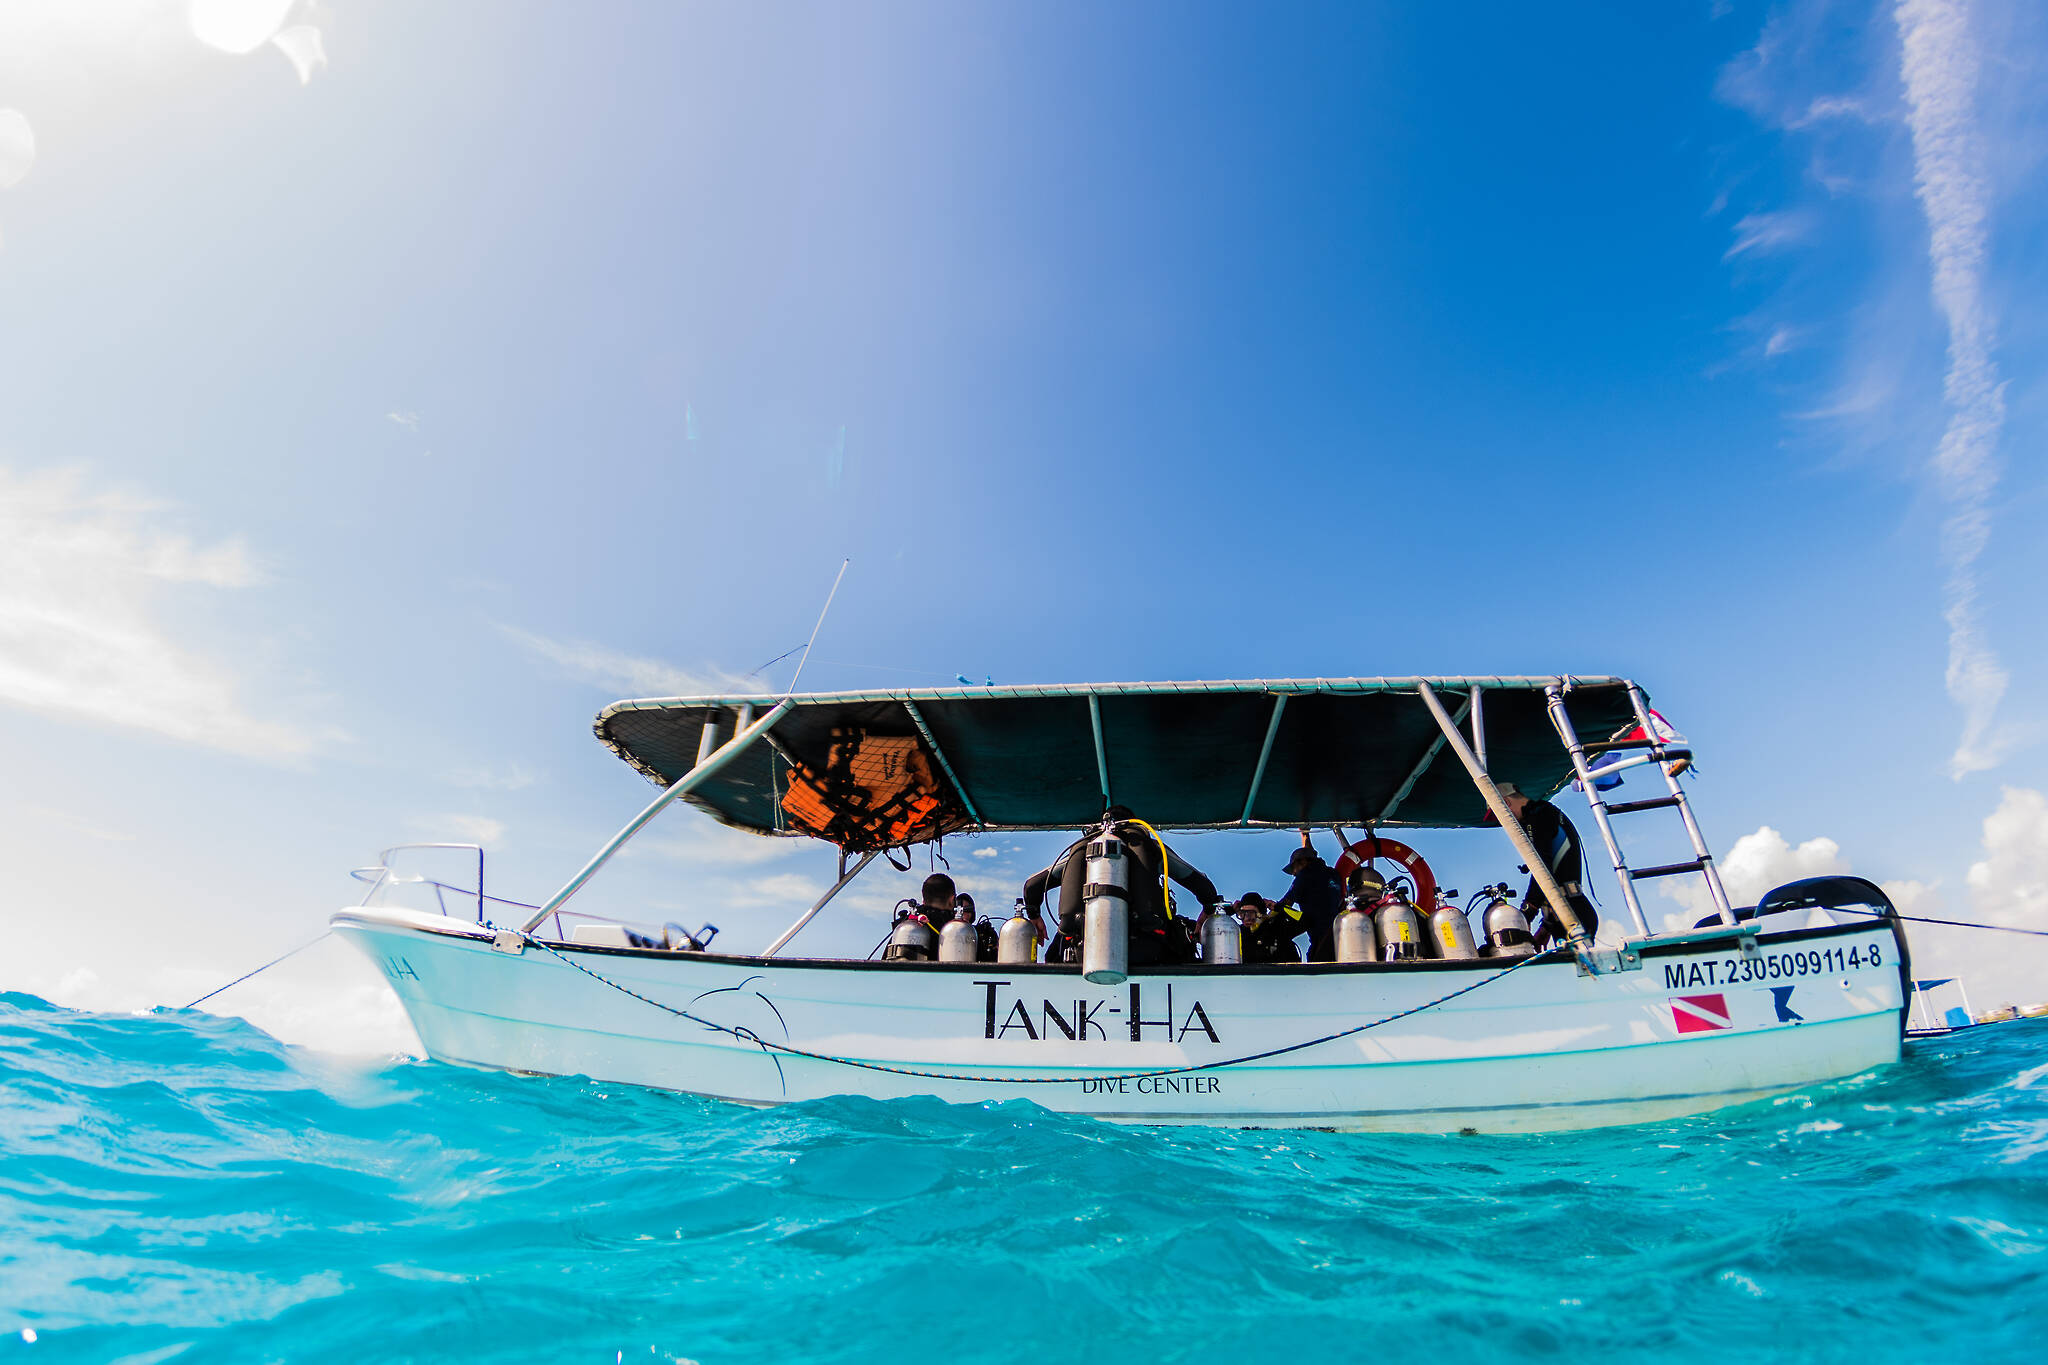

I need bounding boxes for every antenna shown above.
[784,557,849,696]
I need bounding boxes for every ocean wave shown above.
[4,993,2046,1362]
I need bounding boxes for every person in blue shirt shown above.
[1273,831,1343,962]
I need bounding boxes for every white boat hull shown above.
[333,907,1906,1133]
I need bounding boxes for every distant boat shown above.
[335,675,1910,1133]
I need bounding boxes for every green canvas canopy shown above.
[592,676,1646,844]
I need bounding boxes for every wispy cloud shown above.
[445,763,537,792]
[412,814,506,846]
[1895,0,2010,776]
[0,108,33,191]
[1724,209,1814,260]
[385,410,421,432]
[499,624,752,698]
[0,466,329,759]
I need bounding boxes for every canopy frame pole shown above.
[1088,694,1111,811]
[1238,695,1288,826]
[695,711,728,764]
[1470,686,1486,767]
[1415,680,1588,947]
[761,850,880,957]
[902,699,984,827]
[519,700,795,933]
[1378,693,1469,823]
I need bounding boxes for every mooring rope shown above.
[498,920,1569,1087]
[182,930,333,1010]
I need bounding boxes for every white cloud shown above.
[1899,787,2048,1010]
[971,847,1000,859]
[270,23,324,84]
[411,814,505,847]
[1763,325,1804,357]
[1658,824,1847,926]
[1724,209,1813,259]
[499,624,752,698]
[633,819,801,868]
[1895,0,2013,777]
[446,763,536,792]
[0,108,34,190]
[385,410,421,432]
[0,465,328,759]
[188,0,296,54]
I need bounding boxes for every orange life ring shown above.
[1332,836,1438,909]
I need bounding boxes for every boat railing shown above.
[348,843,654,941]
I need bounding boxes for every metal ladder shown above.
[1543,682,1736,935]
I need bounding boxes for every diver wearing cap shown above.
[1494,782,1597,948]
[1023,805,1219,967]
[1235,892,1303,964]
[1273,831,1343,962]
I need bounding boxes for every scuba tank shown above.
[1200,906,1243,965]
[881,903,939,962]
[1427,890,1479,961]
[1333,896,1378,963]
[1478,883,1534,957]
[1081,827,1131,985]
[937,909,979,963]
[997,899,1041,964]
[1336,865,1384,963]
[1375,886,1424,962]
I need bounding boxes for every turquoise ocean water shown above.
[4,990,2046,1363]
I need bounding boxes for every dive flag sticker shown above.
[1671,993,1732,1034]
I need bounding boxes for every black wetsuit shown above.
[1276,859,1343,962]
[1241,912,1303,964]
[1024,822,1218,966]
[1518,798,1598,947]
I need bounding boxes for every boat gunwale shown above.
[330,908,1896,976]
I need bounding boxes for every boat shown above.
[333,676,1912,1133]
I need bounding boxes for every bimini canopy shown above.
[592,677,1645,847]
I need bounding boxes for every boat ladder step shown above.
[1543,680,1737,928]
[1580,739,1693,761]
[1603,795,1682,816]
[1629,858,1707,881]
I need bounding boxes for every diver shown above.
[1493,782,1598,949]
[1023,805,1219,967]
[1235,892,1303,964]
[1272,831,1344,962]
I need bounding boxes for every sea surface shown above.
[3,992,2046,1364]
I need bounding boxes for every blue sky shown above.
[2,0,2044,1046]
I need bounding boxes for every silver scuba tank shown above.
[937,910,979,963]
[997,901,1041,964]
[883,911,938,962]
[1483,892,1534,957]
[1081,830,1130,985]
[1375,897,1424,962]
[1200,907,1242,965]
[1333,900,1378,963]
[1427,899,1480,960]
